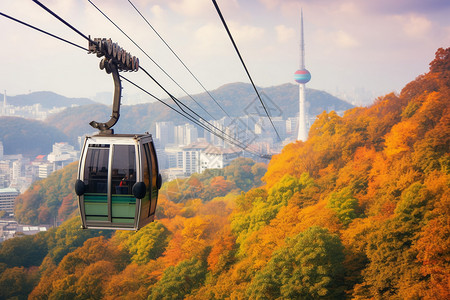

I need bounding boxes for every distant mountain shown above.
[205,82,353,118]
[46,82,353,140]
[0,116,69,156]
[1,91,95,109]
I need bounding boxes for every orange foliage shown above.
[207,228,236,274]
[57,194,75,221]
[384,120,418,156]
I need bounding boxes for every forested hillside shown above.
[0,48,448,299]
[0,116,69,155]
[14,162,78,225]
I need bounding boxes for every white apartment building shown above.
[47,142,78,170]
[182,140,243,176]
[200,145,242,172]
[38,163,53,179]
[0,187,19,214]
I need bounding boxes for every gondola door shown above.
[110,144,138,226]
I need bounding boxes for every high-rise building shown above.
[0,141,3,160]
[155,121,175,146]
[175,123,198,146]
[294,10,311,141]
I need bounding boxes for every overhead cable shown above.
[139,66,249,150]
[0,12,88,51]
[87,0,249,149]
[127,0,232,119]
[88,0,216,121]
[32,0,94,44]
[22,0,265,156]
[120,75,263,157]
[211,0,282,141]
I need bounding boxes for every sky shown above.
[0,0,449,106]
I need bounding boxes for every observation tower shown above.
[294,10,311,141]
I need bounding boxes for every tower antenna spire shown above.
[300,8,305,70]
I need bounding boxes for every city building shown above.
[0,187,19,215]
[200,145,243,172]
[1,91,64,120]
[0,141,3,160]
[155,121,175,146]
[175,123,198,146]
[164,145,183,169]
[47,142,79,170]
[1,220,50,242]
[38,163,53,179]
[181,139,243,176]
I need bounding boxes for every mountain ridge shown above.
[1,91,95,109]
[44,82,354,141]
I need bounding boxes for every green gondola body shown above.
[76,133,161,230]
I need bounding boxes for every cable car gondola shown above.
[75,38,162,230]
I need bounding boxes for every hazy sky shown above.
[1,0,449,106]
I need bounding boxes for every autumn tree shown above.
[0,266,39,300]
[247,226,345,299]
[327,186,361,226]
[149,257,207,300]
[0,233,47,268]
[355,183,434,298]
[115,221,170,265]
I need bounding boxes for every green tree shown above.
[224,157,256,191]
[247,226,345,299]
[355,183,433,299]
[327,187,360,226]
[0,266,39,300]
[115,221,170,265]
[149,257,207,300]
[0,234,47,268]
[46,216,109,264]
[14,162,78,225]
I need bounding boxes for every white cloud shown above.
[151,5,165,18]
[275,25,295,42]
[229,21,265,42]
[315,29,359,49]
[334,30,359,48]
[395,14,432,38]
[193,23,228,55]
[336,2,358,14]
[168,0,214,17]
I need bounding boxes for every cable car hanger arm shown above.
[87,38,139,134]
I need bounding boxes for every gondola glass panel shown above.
[83,144,109,221]
[149,142,159,215]
[111,145,136,224]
